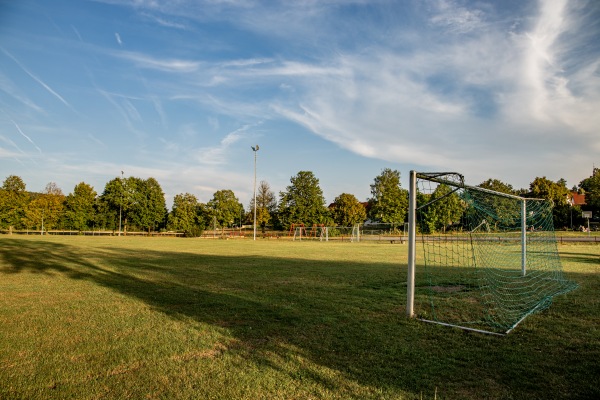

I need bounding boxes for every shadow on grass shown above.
[0,238,597,399]
[559,251,600,265]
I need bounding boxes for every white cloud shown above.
[10,120,42,154]
[2,0,598,201]
[139,12,188,29]
[429,0,486,34]
[195,124,254,165]
[115,50,202,73]
[0,134,27,156]
[1,48,72,109]
[265,0,599,188]
[0,71,45,113]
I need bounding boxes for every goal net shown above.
[406,171,578,335]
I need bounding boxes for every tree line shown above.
[0,168,598,236]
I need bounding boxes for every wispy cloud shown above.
[0,134,27,157]
[0,47,72,109]
[10,120,42,154]
[0,71,45,113]
[87,134,106,148]
[139,11,188,29]
[220,58,274,68]
[103,0,598,187]
[1,0,598,202]
[195,124,256,165]
[150,95,168,129]
[95,88,146,139]
[268,0,600,185]
[71,25,84,42]
[115,50,202,73]
[511,0,600,138]
[429,0,486,34]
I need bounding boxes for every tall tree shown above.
[277,171,330,229]
[94,198,116,231]
[205,190,244,229]
[579,168,600,217]
[130,177,167,233]
[474,178,520,229]
[421,183,465,233]
[99,175,133,233]
[248,180,277,233]
[22,183,65,232]
[0,175,29,231]
[330,193,366,226]
[64,182,97,231]
[168,193,204,236]
[529,177,570,206]
[529,176,571,228]
[367,168,408,225]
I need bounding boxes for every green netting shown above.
[414,173,578,334]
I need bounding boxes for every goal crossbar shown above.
[416,172,543,202]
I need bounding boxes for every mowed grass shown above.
[0,236,598,399]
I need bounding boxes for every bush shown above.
[183,226,204,237]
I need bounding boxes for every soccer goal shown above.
[406,171,578,335]
[293,224,328,241]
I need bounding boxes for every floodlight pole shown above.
[252,145,259,241]
[406,170,417,318]
[119,171,124,236]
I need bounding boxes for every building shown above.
[568,192,586,207]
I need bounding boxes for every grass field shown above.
[0,236,598,399]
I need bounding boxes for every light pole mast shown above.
[251,145,259,241]
[119,170,123,236]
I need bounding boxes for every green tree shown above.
[99,175,133,233]
[23,183,65,232]
[130,177,167,233]
[94,198,116,231]
[277,171,330,229]
[22,194,43,231]
[478,178,515,195]
[474,178,519,229]
[0,175,29,231]
[367,168,408,225]
[64,182,97,231]
[248,181,277,234]
[99,177,123,231]
[529,176,571,228]
[421,184,465,233]
[205,190,244,230]
[579,168,600,217]
[168,193,204,236]
[529,177,570,206]
[330,193,366,226]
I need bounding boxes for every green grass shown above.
[0,236,598,399]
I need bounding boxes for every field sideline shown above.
[0,236,598,399]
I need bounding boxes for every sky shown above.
[1,0,599,208]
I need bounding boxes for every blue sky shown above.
[1,0,599,208]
